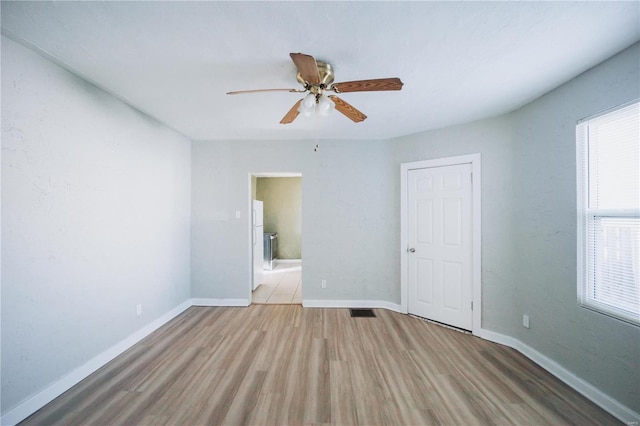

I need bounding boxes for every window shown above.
[577,100,640,325]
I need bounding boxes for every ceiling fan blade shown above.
[227,88,302,95]
[329,96,367,123]
[331,78,403,93]
[280,99,303,124]
[290,53,320,85]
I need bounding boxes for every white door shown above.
[407,163,473,330]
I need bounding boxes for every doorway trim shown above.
[400,154,482,335]
[247,172,302,302]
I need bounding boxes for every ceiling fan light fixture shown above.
[298,93,333,118]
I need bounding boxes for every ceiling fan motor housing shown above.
[296,60,335,92]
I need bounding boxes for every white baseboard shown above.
[190,298,250,307]
[1,300,192,426]
[478,328,640,424]
[302,299,403,313]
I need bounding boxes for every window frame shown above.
[576,100,640,326]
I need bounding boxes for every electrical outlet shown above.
[136,304,142,317]
[235,210,241,219]
[522,314,530,329]
[321,280,327,289]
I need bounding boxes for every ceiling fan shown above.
[227,53,403,124]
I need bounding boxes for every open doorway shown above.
[249,173,302,304]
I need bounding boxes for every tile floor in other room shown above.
[252,260,302,304]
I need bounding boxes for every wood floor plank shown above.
[20,306,623,426]
[329,360,357,425]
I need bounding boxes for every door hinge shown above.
[471,301,473,311]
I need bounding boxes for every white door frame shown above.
[400,154,482,335]
[247,172,302,302]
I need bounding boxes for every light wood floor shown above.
[22,306,621,425]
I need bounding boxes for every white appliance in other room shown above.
[252,200,264,290]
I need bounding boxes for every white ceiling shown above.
[2,1,639,141]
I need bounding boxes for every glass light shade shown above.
[298,93,316,113]
[316,94,335,116]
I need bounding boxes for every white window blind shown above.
[577,101,640,325]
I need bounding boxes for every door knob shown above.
[408,248,415,253]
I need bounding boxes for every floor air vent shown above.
[349,308,376,318]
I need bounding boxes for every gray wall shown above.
[1,37,192,413]
[256,177,302,259]
[191,139,398,301]
[190,119,514,315]
[509,43,640,412]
